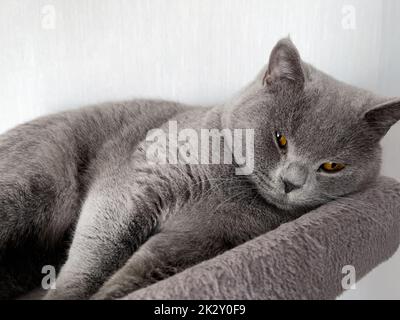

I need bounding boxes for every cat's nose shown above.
[283,180,301,194]
[281,162,308,194]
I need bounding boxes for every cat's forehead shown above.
[299,67,374,123]
[273,72,375,158]
[274,88,364,131]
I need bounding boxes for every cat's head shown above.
[224,38,400,211]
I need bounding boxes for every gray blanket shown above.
[124,176,400,300]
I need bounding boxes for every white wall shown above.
[0,0,399,299]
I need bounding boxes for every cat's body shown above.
[1,39,399,299]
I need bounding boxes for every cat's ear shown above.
[263,38,305,90]
[364,98,400,138]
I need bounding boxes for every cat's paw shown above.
[43,289,70,300]
[91,276,144,300]
[91,284,124,300]
[42,285,90,300]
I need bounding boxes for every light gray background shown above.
[0,0,399,299]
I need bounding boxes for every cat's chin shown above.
[268,196,315,212]
[256,189,295,211]
[268,197,299,211]
[256,188,312,212]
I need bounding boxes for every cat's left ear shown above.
[364,98,400,138]
[263,37,305,91]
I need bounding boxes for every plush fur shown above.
[123,176,400,300]
[0,38,399,300]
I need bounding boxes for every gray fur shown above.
[0,38,399,299]
[123,176,400,300]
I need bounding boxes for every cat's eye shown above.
[320,162,345,173]
[275,132,287,149]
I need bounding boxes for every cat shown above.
[0,38,399,300]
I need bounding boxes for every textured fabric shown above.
[124,176,400,300]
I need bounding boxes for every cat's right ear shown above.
[263,38,305,91]
[363,98,400,138]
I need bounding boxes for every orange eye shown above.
[276,132,287,149]
[321,162,345,173]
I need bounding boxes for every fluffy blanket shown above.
[124,176,400,300]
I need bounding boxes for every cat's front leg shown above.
[43,180,154,299]
[43,165,194,300]
[91,234,178,300]
[91,230,218,300]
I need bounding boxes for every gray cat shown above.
[0,38,399,300]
